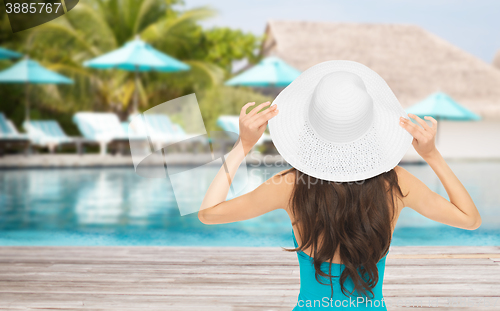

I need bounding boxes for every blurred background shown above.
[0,0,499,247]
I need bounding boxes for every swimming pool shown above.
[0,161,499,246]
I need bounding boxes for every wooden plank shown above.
[0,292,498,310]
[0,246,499,310]
[0,246,498,254]
[389,253,500,259]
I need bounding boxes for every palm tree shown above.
[24,0,223,116]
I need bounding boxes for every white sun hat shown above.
[268,60,413,182]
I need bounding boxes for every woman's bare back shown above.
[282,166,406,264]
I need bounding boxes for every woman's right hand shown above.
[399,113,438,159]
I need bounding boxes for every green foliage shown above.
[197,85,273,132]
[195,27,262,75]
[0,0,265,135]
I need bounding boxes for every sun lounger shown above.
[127,113,207,151]
[23,120,94,154]
[0,113,30,156]
[121,122,130,135]
[73,112,144,155]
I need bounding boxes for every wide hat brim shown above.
[268,60,413,182]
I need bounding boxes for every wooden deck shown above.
[0,246,499,310]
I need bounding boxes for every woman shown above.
[198,61,481,310]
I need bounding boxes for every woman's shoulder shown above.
[392,165,421,206]
[275,168,296,178]
[268,168,296,187]
[393,165,405,180]
[258,168,296,210]
[393,165,412,190]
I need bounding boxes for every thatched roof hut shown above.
[262,20,500,119]
[493,50,500,70]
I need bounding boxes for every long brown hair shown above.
[281,167,405,299]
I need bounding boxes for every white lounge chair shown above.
[73,112,144,155]
[23,120,92,154]
[0,113,30,156]
[127,113,207,151]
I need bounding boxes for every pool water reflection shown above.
[0,162,499,246]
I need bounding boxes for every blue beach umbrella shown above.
[225,56,301,87]
[0,58,73,121]
[0,47,22,60]
[406,92,481,121]
[406,92,481,149]
[84,36,190,113]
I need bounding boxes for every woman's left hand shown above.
[399,113,438,159]
[239,101,279,154]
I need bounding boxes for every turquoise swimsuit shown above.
[292,229,388,310]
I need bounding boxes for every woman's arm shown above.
[397,114,481,230]
[198,101,286,225]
